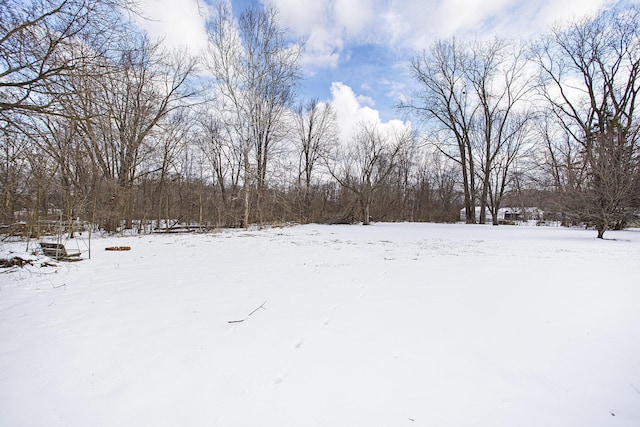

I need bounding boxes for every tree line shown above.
[1,0,638,238]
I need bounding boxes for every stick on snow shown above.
[228,301,266,323]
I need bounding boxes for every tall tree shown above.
[61,36,197,231]
[154,109,191,231]
[294,97,338,222]
[106,39,196,229]
[0,124,32,222]
[195,111,242,226]
[534,5,640,237]
[205,2,300,227]
[404,39,478,223]
[468,38,535,224]
[405,38,534,225]
[0,0,139,229]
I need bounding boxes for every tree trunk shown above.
[461,163,474,224]
[362,201,371,225]
[480,181,489,224]
[242,146,251,229]
[125,189,133,230]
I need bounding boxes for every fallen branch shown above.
[228,300,267,323]
[105,246,131,251]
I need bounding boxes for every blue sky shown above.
[137,0,638,136]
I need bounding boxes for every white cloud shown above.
[379,9,409,46]
[299,26,343,72]
[268,0,328,32]
[379,78,409,104]
[263,0,377,71]
[265,0,623,68]
[431,0,511,37]
[333,0,375,37]
[262,0,342,71]
[356,94,376,108]
[329,82,410,144]
[404,0,622,41]
[136,0,210,52]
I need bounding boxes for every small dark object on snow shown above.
[105,246,131,251]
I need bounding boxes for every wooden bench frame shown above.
[40,242,82,261]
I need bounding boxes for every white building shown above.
[460,207,544,223]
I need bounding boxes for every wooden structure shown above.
[39,242,82,262]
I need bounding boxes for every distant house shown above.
[499,207,544,223]
[460,207,544,223]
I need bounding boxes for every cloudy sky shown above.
[137,0,635,138]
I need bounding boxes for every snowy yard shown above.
[1,222,639,426]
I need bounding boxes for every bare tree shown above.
[468,38,535,224]
[293,97,338,222]
[569,123,639,233]
[403,39,478,223]
[0,124,32,222]
[205,2,300,228]
[386,138,420,221]
[534,5,640,237]
[0,0,134,119]
[432,153,462,221]
[405,38,535,225]
[0,0,128,226]
[485,112,536,224]
[30,114,92,229]
[50,34,197,231]
[195,111,243,226]
[328,122,409,225]
[153,109,192,231]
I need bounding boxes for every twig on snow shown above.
[228,300,267,323]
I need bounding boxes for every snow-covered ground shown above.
[1,222,639,426]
